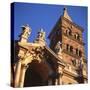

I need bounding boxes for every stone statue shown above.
[37,28,45,40]
[34,28,46,45]
[55,41,62,53]
[19,24,32,43]
[21,24,31,39]
[55,41,62,59]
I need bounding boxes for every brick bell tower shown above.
[48,8,87,83]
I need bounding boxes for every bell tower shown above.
[48,8,87,83]
[48,8,86,64]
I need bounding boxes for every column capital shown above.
[21,64,29,69]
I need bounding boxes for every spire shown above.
[63,7,72,22]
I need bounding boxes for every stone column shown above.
[19,64,28,87]
[58,67,63,85]
[68,45,70,52]
[14,60,21,87]
[58,73,63,85]
[84,79,87,83]
[55,79,58,85]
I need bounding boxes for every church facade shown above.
[11,8,88,87]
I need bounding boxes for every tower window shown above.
[70,46,73,53]
[79,50,82,57]
[66,29,72,35]
[72,60,76,66]
[74,33,80,40]
[66,44,69,51]
[66,44,73,53]
[76,48,78,55]
[75,49,82,57]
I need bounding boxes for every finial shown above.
[63,7,67,11]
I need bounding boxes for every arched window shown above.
[72,60,76,66]
[66,29,72,35]
[76,48,78,55]
[75,49,82,57]
[79,50,82,57]
[66,44,69,51]
[66,44,73,53]
[70,46,73,53]
[77,34,80,40]
[74,33,80,40]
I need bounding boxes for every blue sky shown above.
[12,2,88,58]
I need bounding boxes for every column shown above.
[59,74,63,85]
[84,79,87,83]
[58,67,63,85]
[19,64,28,87]
[68,45,70,52]
[55,79,58,85]
[14,60,21,87]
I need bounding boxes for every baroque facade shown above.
[11,8,88,87]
